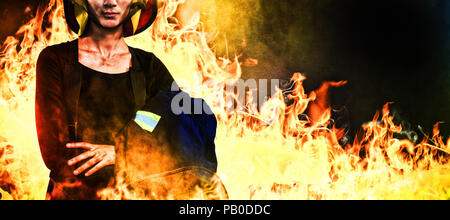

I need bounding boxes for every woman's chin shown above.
[98,21,122,29]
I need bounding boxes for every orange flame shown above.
[0,0,449,200]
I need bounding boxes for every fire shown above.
[0,0,449,200]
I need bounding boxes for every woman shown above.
[36,0,223,200]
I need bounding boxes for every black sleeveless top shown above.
[78,63,135,146]
[69,63,135,190]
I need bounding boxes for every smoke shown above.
[0,1,38,43]
[199,0,262,57]
[197,0,338,86]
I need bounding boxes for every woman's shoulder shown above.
[128,46,169,73]
[36,40,79,76]
[128,46,159,63]
[39,40,77,60]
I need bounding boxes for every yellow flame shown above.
[0,0,449,200]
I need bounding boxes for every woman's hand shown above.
[66,142,115,177]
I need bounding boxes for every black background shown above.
[1,0,449,140]
[241,0,450,141]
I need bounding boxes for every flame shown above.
[0,0,449,200]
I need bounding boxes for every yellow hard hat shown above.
[63,0,158,37]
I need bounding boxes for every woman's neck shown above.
[79,23,128,58]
